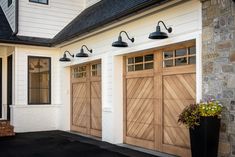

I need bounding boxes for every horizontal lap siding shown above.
[15,47,60,105]
[0,0,15,31]
[85,0,100,8]
[18,0,85,38]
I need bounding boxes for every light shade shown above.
[76,45,92,57]
[59,54,71,62]
[59,51,74,62]
[112,36,128,47]
[149,21,172,39]
[112,31,134,47]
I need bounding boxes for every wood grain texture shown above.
[124,41,196,157]
[71,61,102,138]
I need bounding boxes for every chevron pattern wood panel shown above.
[126,77,154,141]
[91,81,102,131]
[72,83,88,128]
[163,73,196,148]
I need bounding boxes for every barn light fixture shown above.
[112,31,134,47]
[149,20,172,39]
[59,50,74,62]
[76,45,92,57]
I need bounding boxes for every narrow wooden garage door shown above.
[71,61,102,138]
[124,41,196,157]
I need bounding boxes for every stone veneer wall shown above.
[201,0,235,156]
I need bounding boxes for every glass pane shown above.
[145,63,153,69]
[92,71,97,76]
[175,48,187,57]
[128,58,134,64]
[145,54,154,62]
[135,56,143,63]
[29,89,40,104]
[189,46,196,55]
[92,64,97,70]
[97,64,101,76]
[40,73,49,88]
[128,65,134,72]
[175,57,187,66]
[164,60,173,67]
[40,89,49,104]
[164,51,173,59]
[39,0,48,4]
[79,66,86,72]
[29,73,40,88]
[135,64,143,71]
[189,56,196,64]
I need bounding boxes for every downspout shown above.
[12,0,19,36]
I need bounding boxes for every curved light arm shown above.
[64,50,74,57]
[119,31,134,42]
[81,45,92,53]
[157,21,172,33]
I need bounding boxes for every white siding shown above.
[59,0,202,143]
[11,46,62,132]
[85,0,100,8]
[0,0,15,31]
[18,0,85,38]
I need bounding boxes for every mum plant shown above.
[178,99,223,128]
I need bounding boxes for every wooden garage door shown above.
[124,41,196,157]
[71,61,102,138]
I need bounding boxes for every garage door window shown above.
[127,54,154,72]
[72,66,86,78]
[163,46,196,67]
[91,63,101,76]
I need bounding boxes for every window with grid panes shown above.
[163,46,196,67]
[127,54,154,72]
[28,56,51,104]
[72,66,86,78]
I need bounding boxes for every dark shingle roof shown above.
[0,0,168,47]
[0,7,12,40]
[52,0,168,45]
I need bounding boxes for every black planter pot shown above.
[190,116,221,157]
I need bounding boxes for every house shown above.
[0,0,234,156]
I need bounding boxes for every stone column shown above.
[201,0,235,156]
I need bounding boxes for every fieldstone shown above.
[221,122,227,132]
[232,145,235,156]
[217,41,232,49]
[202,0,211,9]
[220,16,226,27]
[227,75,235,88]
[222,65,234,72]
[228,15,234,26]
[203,62,214,74]
[229,134,235,142]
[230,114,234,122]
[231,101,235,111]
[219,142,231,154]
[223,90,234,98]
[230,51,235,62]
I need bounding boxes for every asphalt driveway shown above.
[0,131,160,157]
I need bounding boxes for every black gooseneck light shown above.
[112,31,135,47]
[59,50,74,62]
[76,45,92,57]
[149,20,172,39]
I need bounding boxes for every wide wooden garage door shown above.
[124,41,196,157]
[71,61,102,138]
